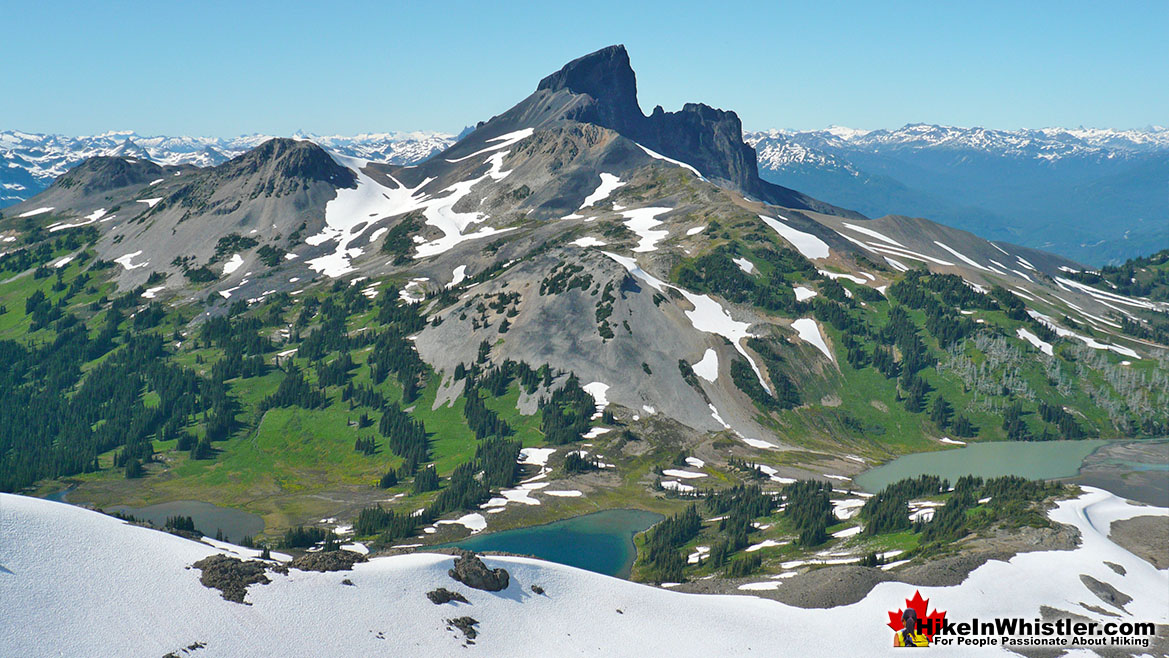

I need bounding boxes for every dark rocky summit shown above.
[448,550,510,592]
[530,45,860,216]
[56,156,166,195]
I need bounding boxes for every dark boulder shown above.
[192,554,271,604]
[448,550,510,592]
[427,587,470,605]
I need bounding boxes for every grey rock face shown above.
[447,551,510,592]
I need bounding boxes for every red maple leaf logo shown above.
[887,590,947,640]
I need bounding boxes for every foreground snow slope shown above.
[0,490,1165,657]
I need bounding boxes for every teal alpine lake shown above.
[855,440,1109,493]
[440,508,663,578]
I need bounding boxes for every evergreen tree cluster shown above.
[744,338,801,410]
[676,246,807,314]
[860,474,947,535]
[354,505,418,540]
[538,374,594,444]
[1037,401,1087,439]
[462,378,512,440]
[0,325,228,491]
[563,451,600,473]
[641,505,701,583]
[379,402,428,472]
[475,437,522,490]
[783,480,835,547]
[259,363,327,411]
[281,525,337,549]
[701,485,775,564]
[165,515,196,532]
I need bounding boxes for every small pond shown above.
[107,500,265,544]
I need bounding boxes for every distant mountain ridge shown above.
[0,129,456,205]
[746,125,1169,265]
[751,124,1169,162]
[4,121,1165,263]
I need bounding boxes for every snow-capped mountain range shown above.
[0,130,456,205]
[747,124,1169,166]
[4,124,1165,264]
[746,125,1169,265]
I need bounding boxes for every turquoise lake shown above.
[440,508,664,578]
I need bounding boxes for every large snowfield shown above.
[1,488,1165,657]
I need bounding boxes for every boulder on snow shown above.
[192,554,271,604]
[427,587,470,605]
[448,550,509,592]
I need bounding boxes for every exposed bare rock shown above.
[192,554,270,604]
[289,549,367,572]
[427,588,469,605]
[446,616,479,642]
[448,550,510,592]
[1109,515,1169,569]
[1079,574,1132,612]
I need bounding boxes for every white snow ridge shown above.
[3,487,1164,656]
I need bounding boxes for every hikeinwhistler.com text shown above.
[921,617,1156,649]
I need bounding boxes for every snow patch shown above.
[817,269,868,285]
[792,318,833,361]
[662,469,707,479]
[583,382,610,419]
[580,173,625,208]
[113,251,148,270]
[222,253,244,275]
[570,236,607,248]
[636,143,704,178]
[839,222,905,247]
[620,207,671,253]
[692,349,719,382]
[733,257,755,274]
[17,206,53,217]
[448,265,467,288]
[760,215,829,259]
[793,286,817,301]
[1016,327,1054,356]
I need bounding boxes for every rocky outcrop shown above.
[445,616,479,642]
[288,549,367,572]
[447,551,510,592]
[427,587,470,605]
[192,554,272,604]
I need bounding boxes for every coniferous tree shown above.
[930,395,952,428]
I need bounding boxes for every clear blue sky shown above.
[3,0,1165,136]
